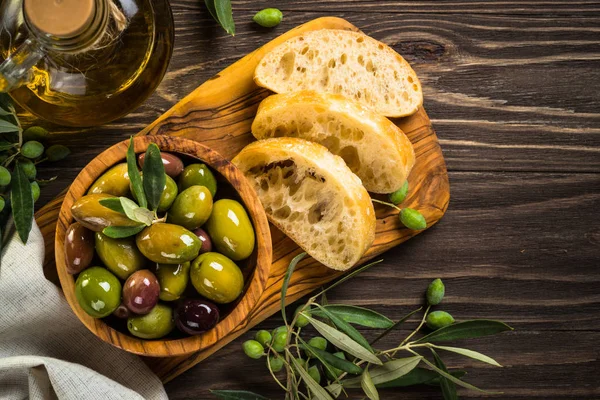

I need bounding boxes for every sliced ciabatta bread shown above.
[254,29,423,117]
[251,90,415,193]
[232,138,376,271]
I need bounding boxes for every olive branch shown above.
[212,255,513,400]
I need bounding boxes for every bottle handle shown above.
[0,39,44,92]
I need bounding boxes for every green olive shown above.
[308,336,328,351]
[268,355,284,372]
[253,8,283,28]
[23,126,49,142]
[155,262,190,301]
[272,331,287,352]
[159,175,178,212]
[127,303,175,339]
[294,305,311,328]
[389,181,409,205]
[426,311,455,330]
[88,163,130,197]
[205,199,255,261]
[190,252,244,304]
[426,278,445,306]
[131,174,178,212]
[71,193,141,231]
[400,208,427,230]
[167,185,213,230]
[136,223,201,264]
[21,140,44,159]
[95,232,147,280]
[255,330,272,347]
[75,267,122,318]
[242,340,264,359]
[178,163,217,197]
[308,365,321,383]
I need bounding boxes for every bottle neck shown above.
[24,0,110,53]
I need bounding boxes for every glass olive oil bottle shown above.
[0,0,174,127]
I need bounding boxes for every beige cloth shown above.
[0,222,168,400]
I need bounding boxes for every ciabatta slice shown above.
[251,91,415,193]
[232,138,375,271]
[254,29,423,117]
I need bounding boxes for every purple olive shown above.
[113,303,131,319]
[123,270,160,315]
[175,299,220,335]
[64,222,94,274]
[138,152,184,178]
[192,227,212,254]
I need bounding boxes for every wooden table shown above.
[31,1,600,398]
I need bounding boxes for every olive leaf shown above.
[431,349,458,400]
[0,141,15,151]
[133,207,154,226]
[281,252,307,325]
[102,225,145,239]
[361,367,379,400]
[214,0,235,35]
[209,390,270,400]
[339,356,422,388]
[10,161,33,243]
[426,371,467,387]
[418,354,499,394]
[431,345,501,367]
[126,137,147,209]
[290,355,334,400]
[0,93,15,115]
[142,143,166,211]
[298,339,352,390]
[313,304,373,352]
[0,119,20,133]
[370,307,422,346]
[204,0,218,20]
[313,305,394,329]
[119,197,142,222]
[415,320,513,343]
[326,383,342,398]
[302,314,382,365]
[99,198,125,214]
[300,341,362,375]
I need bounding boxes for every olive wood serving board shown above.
[35,17,449,382]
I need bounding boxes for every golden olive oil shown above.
[0,0,174,127]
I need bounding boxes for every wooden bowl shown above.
[55,135,272,357]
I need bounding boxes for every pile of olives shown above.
[64,150,256,340]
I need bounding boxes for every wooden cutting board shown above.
[35,16,449,382]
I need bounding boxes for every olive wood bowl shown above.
[55,135,272,357]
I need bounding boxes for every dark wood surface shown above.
[28,0,599,398]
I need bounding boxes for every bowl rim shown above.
[55,135,272,357]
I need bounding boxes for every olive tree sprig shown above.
[213,258,513,400]
[98,137,166,238]
[0,94,70,248]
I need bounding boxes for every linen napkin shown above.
[0,222,168,400]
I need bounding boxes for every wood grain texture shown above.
[54,136,273,357]
[37,17,449,379]
[27,0,600,398]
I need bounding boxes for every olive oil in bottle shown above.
[0,0,174,127]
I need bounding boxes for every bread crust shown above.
[251,90,415,193]
[254,29,423,117]
[232,138,376,270]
